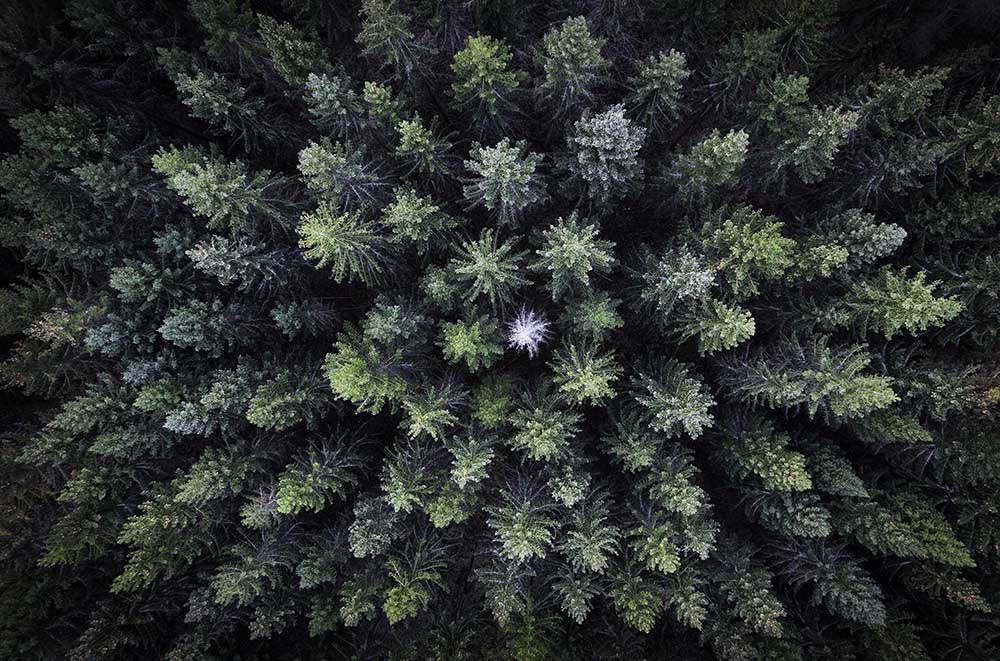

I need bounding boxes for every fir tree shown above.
[357,0,432,75]
[152,146,274,230]
[669,129,749,198]
[565,104,647,203]
[631,359,716,439]
[394,115,453,176]
[463,138,546,224]
[451,34,526,128]
[382,187,458,248]
[627,50,690,133]
[549,341,622,406]
[536,16,608,115]
[438,315,504,372]
[841,267,964,338]
[257,14,330,87]
[298,202,391,284]
[297,140,386,209]
[530,212,615,300]
[449,228,530,308]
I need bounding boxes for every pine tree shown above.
[303,73,364,135]
[548,341,622,406]
[245,370,323,431]
[157,49,264,141]
[678,299,755,354]
[257,14,330,87]
[631,359,716,439]
[536,16,608,115]
[565,104,646,203]
[841,267,964,338]
[394,115,453,176]
[276,442,361,514]
[152,146,274,230]
[297,140,386,209]
[451,34,526,127]
[627,50,689,133]
[438,315,504,371]
[487,480,559,562]
[559,496,620,573]
[324,325,408,413]
[449,228,530,307]
[669,129,749,198]
[382,187,458,248]
[357,0,432,75]
[298,202,391,284]
[530,212,615,300]
[559,291,624,342]
[722,417,812,492]
[382,537,447,624]
[463,138,546,224]
[719,336,898,420]
[509,386,581,462]
[702,206,797,299]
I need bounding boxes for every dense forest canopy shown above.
[1,0,1000,659]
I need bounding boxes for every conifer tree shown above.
[670,129,749,198]
[841,267,964,338]
[536,16,608,115]
[357,0,432,75]
[627,50,689,133]
[463,138,546,224]
[530,212,615,300]
[382,187,458,248]
[152,146,275,230]
[631,359,716,438]
[257,14,330,87]
[549,341,622,406]
[298,202,391,284]
[438,315,504,372]
[451,34,526,129]
[565,104,647,203]
[298,140,386,209]
[449,228,529,307]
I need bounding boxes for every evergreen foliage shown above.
[1,2,998,659]
[463,138,546,224]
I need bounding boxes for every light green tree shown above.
[151,146,273,230]
[257,14,330,87]
[842,267,963,338]
[631,359,716,439]
[719,336,898,420]
[451,34,526,123]
[678,299,755,354]
[487,483,559,562]
[394,115,452,176]
[670,129,749,197]
[549,342,622,406]
[449,228,529,307]
[702,206,797,299]
[536,16,608,113]
[382,187,458,248]
[298,202,390,284]
[438,315,504,372]
[531,212,615,300]
[627,50,690,133]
